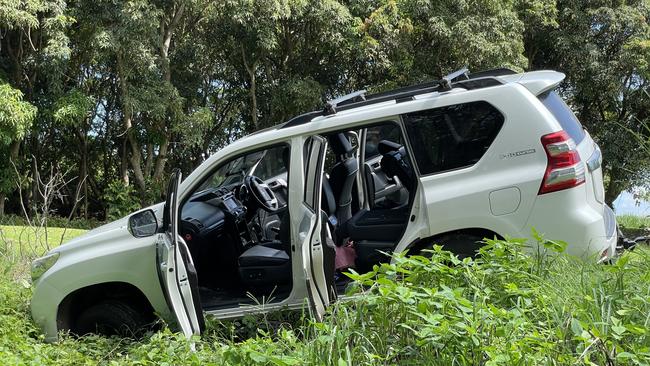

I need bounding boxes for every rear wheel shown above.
[74,300,148,337]
[418,233,484,259]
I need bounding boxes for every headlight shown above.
[31,252,60,282]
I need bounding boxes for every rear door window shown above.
[539,91,586,144]
[403,101,504,175]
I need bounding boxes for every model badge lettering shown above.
[500,149,536,159]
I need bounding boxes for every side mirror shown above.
[128,209,158,237]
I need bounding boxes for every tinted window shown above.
[403,101,504,175]
[364,123,403,159]
[539,91,585,144]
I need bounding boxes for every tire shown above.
[419,233,484,259]
[74,300,148,337]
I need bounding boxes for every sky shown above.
[613,190,650,216]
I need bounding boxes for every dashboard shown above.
[181,187,247,242]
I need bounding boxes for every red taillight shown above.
[539,131,586,194]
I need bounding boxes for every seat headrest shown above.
[328,133,354,156]
[378,140,402,155]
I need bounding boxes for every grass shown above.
[0,225,649,364]
[0,225,87,255]
[618,215,650,230]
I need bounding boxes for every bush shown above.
[0,238,648,364]
[103,181,141,221]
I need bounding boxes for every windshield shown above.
[196,145,289,192]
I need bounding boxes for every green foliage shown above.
[103,181,140,221]
[0,81,37,145]
[52,89,94,126]
[0,0,45,30]
[2,233,650,364]
[0,0,648,219]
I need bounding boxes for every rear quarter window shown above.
[538,91,586,144]
[403,101,504,175]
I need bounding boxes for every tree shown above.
[526,0,650,205]
[0,0,644,220]
[0,81,37,215]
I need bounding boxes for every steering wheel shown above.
[243,176,280,212]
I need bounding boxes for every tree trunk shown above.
[75,128,89,219]
[153,136,169,182]
[127,133,147,196]
[241,46,258,130]
[120,137,129,186]
[250,71,258,130]
[0,140,23,216]
[604,167,625,207]
[117,53,147,196]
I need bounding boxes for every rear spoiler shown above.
[498,70,566,95]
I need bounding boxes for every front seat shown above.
[238,210,291,287]
[237,172,340,287]
[238,147,293,288]
[328,133,359,222]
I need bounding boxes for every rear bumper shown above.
[522,185,617,260]
[598,204,618,260]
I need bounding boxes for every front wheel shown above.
[73,300,148,337]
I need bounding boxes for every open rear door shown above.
[158,169,205,339]
[300,136,336,321]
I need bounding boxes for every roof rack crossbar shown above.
[324,89,367,115]
[439,67,469,90]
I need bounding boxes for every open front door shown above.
[158,169,205,339]
[300,136,336,321]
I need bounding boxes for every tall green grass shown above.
[0,233,649,364]
[618,215,650,230]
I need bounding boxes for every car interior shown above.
[178,121,416,310]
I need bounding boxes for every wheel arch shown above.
[405,227,504,255]
[56,281,157,332]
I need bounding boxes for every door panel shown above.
[158,169,205,338]
[300,136,335,320]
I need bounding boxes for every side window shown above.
[252,145,288,181]
[403,101,504,175]
[303,137,325,210]
[364,123,403,160]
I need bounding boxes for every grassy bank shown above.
[618,215,650,230]
[0,228,649,364]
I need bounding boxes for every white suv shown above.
[30,68,617,341]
